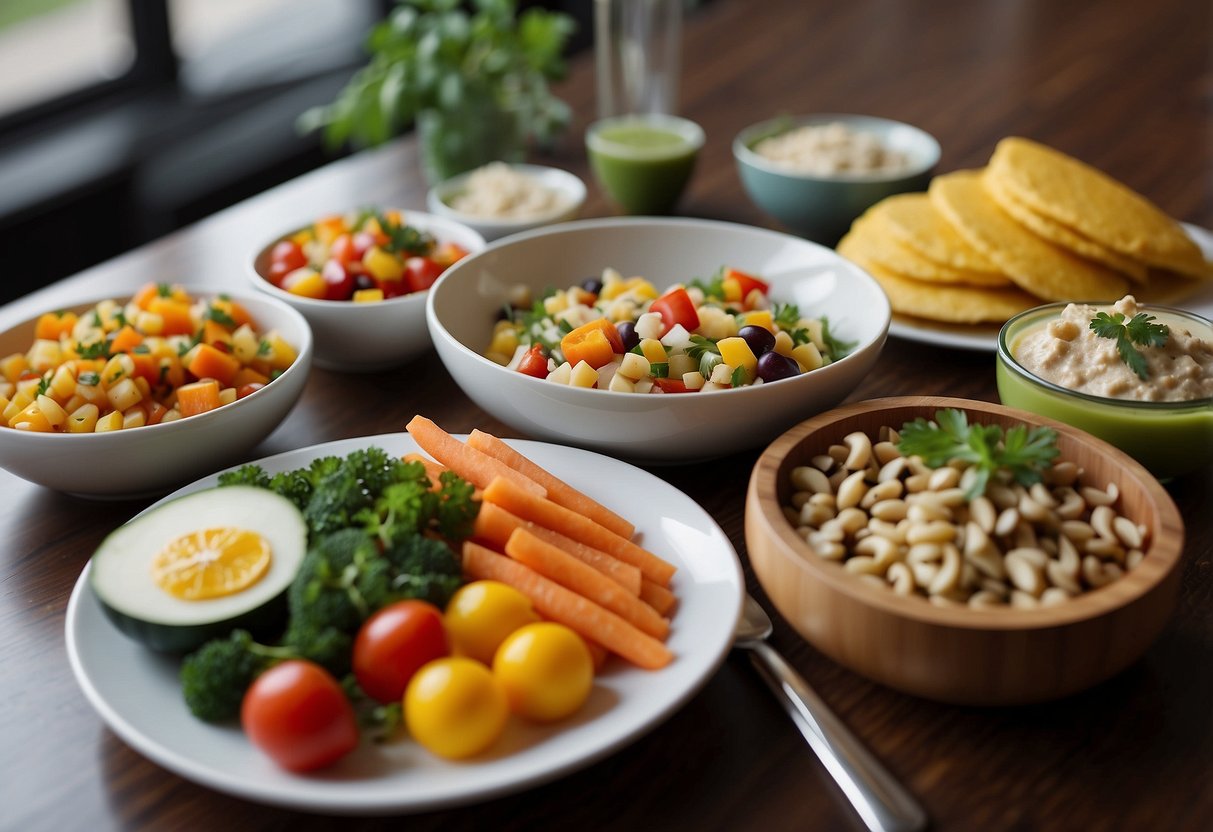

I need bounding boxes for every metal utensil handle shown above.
[748,642,929,832]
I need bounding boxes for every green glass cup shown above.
[586,114,704,215]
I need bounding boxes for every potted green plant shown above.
[301,0,575,184]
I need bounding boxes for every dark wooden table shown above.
[4,1,1210,829]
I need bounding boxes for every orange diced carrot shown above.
[187,343,241,387]
[108,325,143,355]
[148,297,194,336]
[176,379,221,416]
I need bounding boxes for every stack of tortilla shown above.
[836,137,1212,325]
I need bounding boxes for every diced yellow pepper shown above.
[721,276,743,303]
[10,401,52,431]
[740,310,775,332]
[773,330,796,356]
[282,268,326,299]
[639,338,668,363]
[353,288,385,303]
[363,247,403,282]
[717,337,757,374]
[36,394,67,428]
[624,277,658,301]
[49,364,76,399]
[0,353,29,383]
[261,330,297,370]
[67,403,99,433]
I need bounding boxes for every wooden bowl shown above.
[744,396,1185,706]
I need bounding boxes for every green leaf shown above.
[1089,310,1168,380]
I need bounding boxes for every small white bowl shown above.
[0,290,312,499]
[250,211,485,371]
[426,217,891,463]
[426,164,587,242]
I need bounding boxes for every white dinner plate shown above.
[887,223,1213,351]
[66,434,744,815]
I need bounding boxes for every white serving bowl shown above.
[426,217,891,463]
[0,290,312,499]
[426,164,587,242]
[250,211,485,371]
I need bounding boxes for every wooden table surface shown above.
[4,1,1210,829]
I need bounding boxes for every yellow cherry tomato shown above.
[492,622,594,722]
[404,657,509,760]
[444,580,541,665]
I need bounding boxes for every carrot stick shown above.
[467,429,635,539]
[402,452,449,486]
[640,578,679,618]
[474,501,643,596]
[406,416,545,497]
[505,528,669,641]
[483,476,677,587]
[462,542,673,670]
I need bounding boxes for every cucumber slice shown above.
[90,486,307,653]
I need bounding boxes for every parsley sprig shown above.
[896,409,1060,500]
[1089,311,1168,380]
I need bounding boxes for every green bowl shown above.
[996,302,1213,480]
[733,114,939,243]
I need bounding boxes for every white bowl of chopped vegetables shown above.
[0,288,312,498]
[426,217,891,462]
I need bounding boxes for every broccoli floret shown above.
[304,467,374,538]
[266,468,318,510]
[433,470,479,540]
[380,535,463,608]
[287,529,381,633]
[344,447,409,496]
[179,629,295,721]
[357,477,434,549]
[282,619,355,677]
[217,464,271,490]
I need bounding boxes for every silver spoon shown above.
[734,593,929,832]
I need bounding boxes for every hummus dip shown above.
[1013,295,1213,402]
[449,163,567,220]
[753,121,909,176]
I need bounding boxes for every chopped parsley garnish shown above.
[819,316,855,361]
[896,408,1059,500]
[685,334,720,361]
[78,372,100,386]
[257,339,273,357]
[156,283,173,298]
[204,306,237,327]
[113,309,128,328]
[688,269,725,299]
[772,302,801,330]
[730,366,748,388]
[76,340,111,360]
[375,211,434,256]
[132,344,150,354]
[36,375,51,397]
[650,362,670,378]
[1089,311,1169,381]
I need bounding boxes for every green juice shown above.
[586,116,703,215]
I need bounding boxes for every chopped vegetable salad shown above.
[486,267,854,392]
[0,283,297,433]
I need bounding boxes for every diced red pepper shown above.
[652,377,693,393]
[649,286,700,336]
[723,267,769,298]
[516,344,549,379]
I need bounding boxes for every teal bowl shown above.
[733,114,939,243]
[996,302,1213,480]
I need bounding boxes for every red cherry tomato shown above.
[241,660,359,773]
[403,257,444,294]
[353,600,449,704]
[649,286,700,336]
[267,260,292,287]
[328,233,359,266]
[236,382,265,399]
[271,240,307,272]
[352,231,377,259]
[377,277,409,299]
[321,259,357,301]
[515,344,549,379]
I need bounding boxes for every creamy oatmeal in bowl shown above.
[996,297,1213,479]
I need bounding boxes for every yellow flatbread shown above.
[839,234,1039,323]
[873,192,1002,274]
[987,137,1210,279]
[841,210,1012,286]
[981,169,1149,284]
[929,170,1130,302]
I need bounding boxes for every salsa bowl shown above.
[250,211,485,372]
[426,217,891,463]
[745,396,1184,705]
[0,289,312,499]
[996,301,1213,480]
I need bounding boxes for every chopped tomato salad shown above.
[265,209,471,302]
[485,266,854,392]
